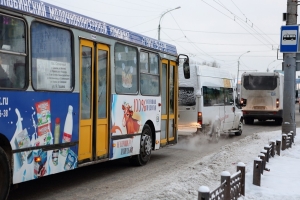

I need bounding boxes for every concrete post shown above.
[221,171,231,200]
[270,141,275,157]
[290,131,294,143]
[258,153,265,174]
[288,133,292,148]
[237,162,246,196]
[253,158,262,186]
[264,145,270,162]
[198,186,210,200]
[282,0,297,136]
[276,140,281,156]
[282,57,296,135]
[261,149,268,162]
[282,134,287,150]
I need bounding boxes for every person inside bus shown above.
[0,55,12,88]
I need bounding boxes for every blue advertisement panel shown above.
[0,91,79,184]
[0,0,177,56]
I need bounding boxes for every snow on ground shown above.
[119,129,300,200]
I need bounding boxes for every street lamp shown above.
[267,60,276,72]
[158,6,181,40]
[237,51,250,84]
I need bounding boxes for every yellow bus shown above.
[0,1,189,199]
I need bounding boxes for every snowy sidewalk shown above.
[117,129,300,200]
[240,131,300,200]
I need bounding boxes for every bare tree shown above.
[211,60,219,68]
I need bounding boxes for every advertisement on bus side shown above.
[0,91,79,184]
[110,94,160,160]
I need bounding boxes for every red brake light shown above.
[197,112,202,125]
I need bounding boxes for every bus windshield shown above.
[243,76,277,90]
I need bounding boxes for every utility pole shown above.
[282,0,297,135]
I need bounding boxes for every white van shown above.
[178,63,243,141]
[240,72,284,125]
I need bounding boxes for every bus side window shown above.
[114,43,138,94]
[203,86,213,106]
[0,14,26,89]
[0,54,25,89]
[14,62,25,88]
[31,22,72,91]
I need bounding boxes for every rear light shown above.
[197,112,202,125]
[276,98,279,108]
[242,111,248,115]
[241,98,247,106]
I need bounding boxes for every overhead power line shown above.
[161,28,279,35]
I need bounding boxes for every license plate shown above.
[253,106,265,110]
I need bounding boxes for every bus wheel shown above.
[235,120,243,136]
[129,124,152,166]
[0,146,11,200]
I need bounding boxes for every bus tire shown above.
[129,124,152,166]
[0,146,11,200]
[235,120,243,136]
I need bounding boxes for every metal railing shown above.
[198,163,245,200]
[253,133,294,186]
[198,132,295,199]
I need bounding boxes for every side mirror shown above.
[183,60,190,79]
[176,54,190,79]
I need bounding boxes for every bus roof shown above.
[196,65,233,79]
[0,0,177,56]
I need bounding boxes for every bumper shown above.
[242,109,283,120]
[178,124,201,135]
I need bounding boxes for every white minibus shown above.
[178,63,243,142]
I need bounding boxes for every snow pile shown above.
[119,130,284,200]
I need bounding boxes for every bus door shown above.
[79,39,109,163]
[223,87,235,130]
[161,59,177,145]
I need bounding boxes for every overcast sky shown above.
[42,0,293,79]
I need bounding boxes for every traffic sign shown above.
[280,25,299,53]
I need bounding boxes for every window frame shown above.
[30,19,75,92]
[203,86,231,107]
[139,50,160,96]
[114,42,139,95]
[0,13,28,90]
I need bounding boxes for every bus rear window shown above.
[243,76,277,90]
[178,87,196,106]
[31,22,73,91]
